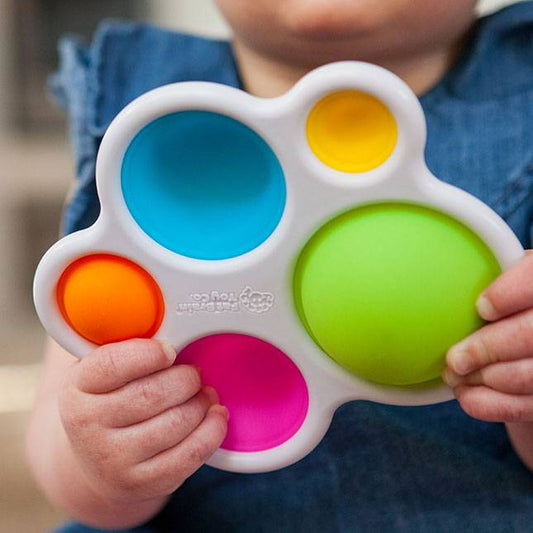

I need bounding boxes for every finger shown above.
[446,308,533,375]
[113,387,219,463]
[453,384,533,423]
[443,358,533,395]
[476,250,531,321]
[75,339,177,394]
[98,364,203,427]
[133,405,228,495]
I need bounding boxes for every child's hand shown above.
[442,251,533,422]
[58,339,228,504]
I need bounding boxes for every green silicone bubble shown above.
[293,202,502,386]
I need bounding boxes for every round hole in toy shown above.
[121,111,286,260]
[307,90,398,173]
[177,333,309,452]
[57,254,164,345]
[294,202,501,386]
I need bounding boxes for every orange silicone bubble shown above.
[56,254,164,345]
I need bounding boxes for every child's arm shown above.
[442,251,533,472]
[26,337,228,529]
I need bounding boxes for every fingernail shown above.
[476,294,498,321]
[447,344,473,375]
[211,405,230,421]
[160,341,177,363]
[441,368,464,388]
[203,386,219,405]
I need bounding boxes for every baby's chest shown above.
[424,93,533,244]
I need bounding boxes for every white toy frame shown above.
[34,62,524,473]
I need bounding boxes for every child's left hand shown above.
[442,251,533,423]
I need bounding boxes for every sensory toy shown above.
[34,62,524,473]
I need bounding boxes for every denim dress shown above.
[52,3,533,532]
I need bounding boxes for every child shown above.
[27,1,533,531]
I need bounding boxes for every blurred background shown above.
[0,0,520,531]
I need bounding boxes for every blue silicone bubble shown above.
[121,111,287,260]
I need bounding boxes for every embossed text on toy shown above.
[176,286,274,315]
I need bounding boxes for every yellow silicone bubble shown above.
[306,90,398,173]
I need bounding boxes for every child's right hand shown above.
[57,339,228,505]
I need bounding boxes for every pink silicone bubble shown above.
[177,334,309,452]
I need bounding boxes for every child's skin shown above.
[26,0,533,529]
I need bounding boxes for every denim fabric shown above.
[51,3,533,532]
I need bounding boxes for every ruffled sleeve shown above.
[49,19,240,235]
[49,35,101,235]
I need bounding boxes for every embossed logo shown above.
[239,286,274,314]
[176,287,274,315]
